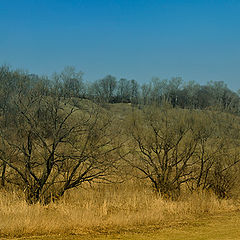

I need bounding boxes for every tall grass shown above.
[0,181,237,238]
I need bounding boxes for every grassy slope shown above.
[2,103,240,240]
[7,211,240,240]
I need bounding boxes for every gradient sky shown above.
[0,0,240,90]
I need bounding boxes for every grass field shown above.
[1,181,240,240]
[5,211,240,240]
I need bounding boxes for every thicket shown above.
[0,65,240,204]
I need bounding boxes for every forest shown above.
[0,65,239,204]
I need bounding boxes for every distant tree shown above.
[141,82,152,105]
[179,81,200,109]
[149,78,167,105]
[92,75,117,103]
[167,77,183,107]
[117,78,131,103]
[196,85,214,109]
[60,66,85,98]
[130,79,139,105]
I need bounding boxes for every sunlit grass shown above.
[0,181,238,239]
[5,211,240,240]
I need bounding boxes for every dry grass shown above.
[0,181,238,238]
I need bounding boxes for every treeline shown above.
[0,65,240,205]
[0,65,239,114]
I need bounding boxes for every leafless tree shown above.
[123,106,198,199]
[0,87,120,204]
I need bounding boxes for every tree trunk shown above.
[0,162,6,187]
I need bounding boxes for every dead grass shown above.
[0,181,238,238]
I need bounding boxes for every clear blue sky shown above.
[0,0,239,90]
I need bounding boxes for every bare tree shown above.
[0,86,120,204]
[92,75,117,103]
[117,78,131,103]
[123,106,198,199]
[190,111,240,198]
[60,66,85,98]
[130,79,139,105]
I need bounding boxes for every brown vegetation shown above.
[0,181,238,238]
[0,66,240,238]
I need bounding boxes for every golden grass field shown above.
[9,212,240,240]
[1,180,240,239]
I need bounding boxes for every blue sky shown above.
[0,0,239,90]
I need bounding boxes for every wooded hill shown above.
[1,65,239,113]
[0,65,239,204]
